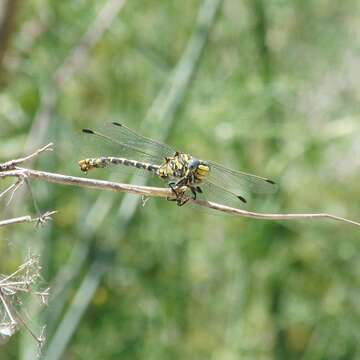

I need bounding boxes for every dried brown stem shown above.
[193,199,360,227]
[0,143,53,171]
[0,211,57,228]
[0,168,170,198]
[1,167,359,228]
[0,181,20,200]
[0,254,48,347]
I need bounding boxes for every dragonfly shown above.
[78,122,277,206]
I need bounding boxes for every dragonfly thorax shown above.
[158,152,210,185]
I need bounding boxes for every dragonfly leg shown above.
[166,194,189,206]
[175,196,190,206]
[168,181,179,196]
[168,181,189,206]
[173,177,188,188]
[190,186,197,200]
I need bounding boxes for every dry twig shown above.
[0,180,21,201]
[0,143,53,172]
[0,211,57,228]
[0,143,55,228]
[1,166,359,228]
[0,253,48,349]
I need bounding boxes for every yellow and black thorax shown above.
[158,152,210,184]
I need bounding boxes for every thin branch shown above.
[0,254,48,348]
[0,143,53,210]
[0,180,20,200]
[0,289,17,326]
[0,143,53,171]
[5,178,24,206]
[192,199,360,227]
[0,215,32,228]
[0,211,57,228]
[0,168,170,197]
[1,167,359,228]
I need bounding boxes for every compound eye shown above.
[189,159,199,170]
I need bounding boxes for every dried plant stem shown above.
[0,215,33,228]
[0,168,170,197]
[1,167,359,228]
[0,289,16,325]
[0,212,57,228]
[0,143,53,171]
[0,255,48,347]
[193,199,360,227]
[0,181,19,200]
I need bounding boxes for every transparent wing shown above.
[104,122,175,159]
[207,161,277,196]
[195,180,248,208]
[78,122,175,165]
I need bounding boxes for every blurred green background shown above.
[1,0,360,359]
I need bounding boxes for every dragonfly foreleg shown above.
[167,196,189,206]
[190,187,196,199]
[168,180,189,206]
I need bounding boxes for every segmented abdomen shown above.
[79,157,160,173]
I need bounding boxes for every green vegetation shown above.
[1,0,360,359]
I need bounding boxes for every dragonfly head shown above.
[189,158,210,182]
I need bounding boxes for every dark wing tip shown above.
[266,179,276,185]
[112,122,122,127]
[82,128,95,134]
[237,195,247,203]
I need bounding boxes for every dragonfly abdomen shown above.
[79,157,160,174]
